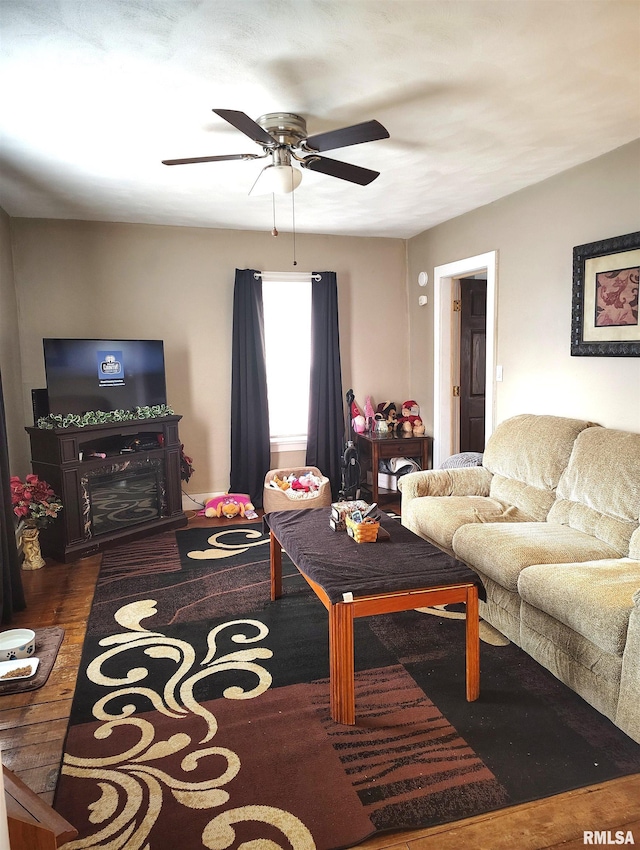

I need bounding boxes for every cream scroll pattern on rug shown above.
[186,527,270,560]
[60,599,315,849]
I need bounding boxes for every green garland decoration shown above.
[37,404,175,430]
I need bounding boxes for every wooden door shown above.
[459,278,487,453]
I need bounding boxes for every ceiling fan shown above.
[162,110,390,193]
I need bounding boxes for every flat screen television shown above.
[43,338,167,416]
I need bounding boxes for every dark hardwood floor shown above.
[2,505,639,848]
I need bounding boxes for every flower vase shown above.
[21,525,46,570]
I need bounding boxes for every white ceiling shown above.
[1,0,639,240]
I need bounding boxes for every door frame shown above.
[433,251,498,468]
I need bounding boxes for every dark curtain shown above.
[229,269,271,508]
[306,271,344,499]
[0,367,26,623]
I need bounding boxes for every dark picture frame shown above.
[571,231,640,356]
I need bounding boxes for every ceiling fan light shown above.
[250,164,302,195]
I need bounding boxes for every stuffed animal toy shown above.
[408,415,425,435]
[271,474,290,490]
[290,472,318,491]
[267,471,325,494]
[350,397,366,434]
[402,400,421,418]
[398,414,425,435]
[398,400,425,435]
[364,395,375,431]
[201,493,256,519]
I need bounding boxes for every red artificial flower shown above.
[10,475,63,528]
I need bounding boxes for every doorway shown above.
[458,277,487,453]
[433,251,497,468]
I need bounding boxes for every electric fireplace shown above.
[83,458,166,538]
[26,416,187,562]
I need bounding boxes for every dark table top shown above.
[264,508,485,605]
[355,431,432,443]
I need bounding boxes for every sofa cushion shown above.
[482,414,596,521]
[520,602,622,721]
[402,495,533,553]
[521,602,623,686]
[452,522,620,592]
[488,475,555,522]
[629,526,640,560]
[473,571,523,645]
[617,597,640,743]
[547,427,640,557]
[518,559,640,658]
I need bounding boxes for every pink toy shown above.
[200,493,257,519]
[290,472,319,492]
[364,395,375,430]
[350,396,366,434]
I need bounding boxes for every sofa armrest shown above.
[617,585,640,744]
[397,466,493,503]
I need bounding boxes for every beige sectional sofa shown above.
[398,414,640,744]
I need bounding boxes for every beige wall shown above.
[407,140,640,440]
[9,222,408,495]
[0,207,29,474]
[5,140,639,496]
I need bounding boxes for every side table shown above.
[355,431,433,502]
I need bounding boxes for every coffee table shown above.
[265,508,484,725]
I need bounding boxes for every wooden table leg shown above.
[421,438,431,471]
[270,531,282,601]
[371,442,380,503]
[465,584,480,701]
[329,602,355,725]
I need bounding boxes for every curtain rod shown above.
[254,271,322,281]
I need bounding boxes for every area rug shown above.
[54,523,640,849]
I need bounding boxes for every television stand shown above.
[25,416,188,563]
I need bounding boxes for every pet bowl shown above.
[0,628,36,661]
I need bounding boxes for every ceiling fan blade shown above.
[162,153,260,165]
[212,109,275,146]
[301,155,380,185]
[304,120,389,152]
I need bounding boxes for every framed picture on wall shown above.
[571,231,640,356]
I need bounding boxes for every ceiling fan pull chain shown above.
[291,173,297,266]
[271,193,278,237]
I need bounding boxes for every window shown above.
[262,273,312,449]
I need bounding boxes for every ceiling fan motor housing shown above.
[257,113,308,147]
